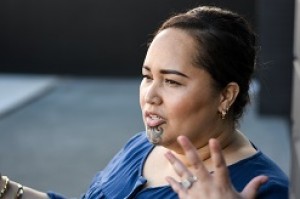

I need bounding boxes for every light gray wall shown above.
[291,0,300,198]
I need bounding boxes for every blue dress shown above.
[48,132,289,199]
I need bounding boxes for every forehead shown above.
[144,28,198,69]
[149,28,197,54]
[153,28,195,45]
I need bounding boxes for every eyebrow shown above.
[142,66,189,78]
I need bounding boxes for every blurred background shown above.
[0,0,299,198]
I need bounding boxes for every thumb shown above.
[241,175,268,199]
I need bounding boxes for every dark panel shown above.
[257,0,294,117]
[0,0,255,76]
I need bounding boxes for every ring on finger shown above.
[181,175,198,189]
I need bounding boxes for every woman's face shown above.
[140,28,223,150]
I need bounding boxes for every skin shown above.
[0,175,48,199]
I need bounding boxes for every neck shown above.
[171,127,238,169]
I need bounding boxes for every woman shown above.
[0,5,288,199]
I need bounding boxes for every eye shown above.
[165,79,181,86]
[142,74,152,81]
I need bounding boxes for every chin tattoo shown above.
[146,126,164,144]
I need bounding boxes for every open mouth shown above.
[145,113,166,127]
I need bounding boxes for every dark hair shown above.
[155,6,257,121]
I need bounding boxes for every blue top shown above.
[48,132,289,199]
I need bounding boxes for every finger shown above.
[241,175,268,199]
[165,151,192,178]
[165,176,188,197]
[177,136,210,179]
[209,138,231,186]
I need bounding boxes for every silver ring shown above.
[181,175,198,189]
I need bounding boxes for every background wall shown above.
[0,0,254,76]
[257,0,294,117]
[2,0,293,116]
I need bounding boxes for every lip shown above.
[144,111,166,127]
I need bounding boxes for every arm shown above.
[0,174,49,199]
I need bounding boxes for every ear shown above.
[218,82,240,114]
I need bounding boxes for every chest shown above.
[142,147,181,188]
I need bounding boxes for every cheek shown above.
[168,93,211,121]
[165,97,194,119]
[139,96,144,109]
[139,84,146,108]
[172,102,199,118]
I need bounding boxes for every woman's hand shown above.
[164,136,268,199]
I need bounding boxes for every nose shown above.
[144,83,162,105]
